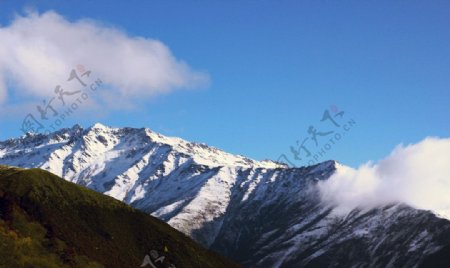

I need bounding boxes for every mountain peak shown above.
[3,123,318,170]
[71,123,83,130]
[90,122,109,130]
[2,125,449,267]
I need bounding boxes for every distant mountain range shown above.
[1,123,450,267]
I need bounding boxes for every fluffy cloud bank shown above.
[318,137,450,219]
[0,11,208,103]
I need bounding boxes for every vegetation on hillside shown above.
[0,165,240,268]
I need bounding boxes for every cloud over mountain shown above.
[318,137,450,219]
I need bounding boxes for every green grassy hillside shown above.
[0,165,241,268]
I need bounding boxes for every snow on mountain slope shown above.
[1,123,450,267]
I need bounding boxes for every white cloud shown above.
[0,10,209,104]
[318,137,450,219]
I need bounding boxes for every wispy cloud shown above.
[318,137,450,219]
[0,10,209,105]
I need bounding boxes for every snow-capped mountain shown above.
[1,123,450,267]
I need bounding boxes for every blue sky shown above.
[0,0,449,167]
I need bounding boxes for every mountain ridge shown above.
[2,123,450,267]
